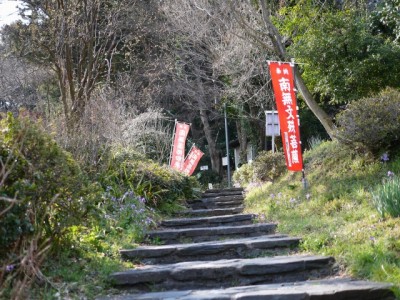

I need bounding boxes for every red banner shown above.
[182,146,204,176]
[268,61,303,172]
[170,122,191,171]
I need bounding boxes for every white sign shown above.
[222,156,228,166]
[200,165,209,170]
[265,110,280,136]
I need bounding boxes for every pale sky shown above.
[0,0,22,28]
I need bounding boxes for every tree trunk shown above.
[199,109,222,175]
[236,120,248,166]
[258,0,335,139]
[293,68,335,138]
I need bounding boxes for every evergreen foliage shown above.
[276,1,400,104]
[233,151,287,187]
[99,147,200,213]
[335,88,400,155]
[0,113,100,254]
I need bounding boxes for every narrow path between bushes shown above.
[99,188,395,299]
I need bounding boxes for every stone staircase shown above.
[105,188,395,299]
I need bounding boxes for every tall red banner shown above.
[182,146,204,176]
[268,61,303,172]
[170,122,191,171]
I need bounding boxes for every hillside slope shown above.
[244,141,400,296]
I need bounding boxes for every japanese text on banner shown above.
[182,146,204,176]
[170,122,190,171]
[268,61,303,172]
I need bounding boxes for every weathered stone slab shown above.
[104,188,396,300]
[160,214,255,229]
[101,279,395,300]
[201,189,244,198]
[187,195,244,203]
[201,195,245,201]
[202,190,244,197]
[188,198,244,209]
[204,188,243,194]
[121,235,300,264]
[180,206,244,217]
[110,255,335,290]
[146,223,277,244]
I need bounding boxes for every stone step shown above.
[187,198,244,210]
[110,255,335,291]
[121,235,300,264]
[160,214,255,229]
[188,195,244,206]
[203,188,243,197]
[105,279,395,300]
[204,187,244,193]
[179,206,244,217]
[200,194,244,201]
[145,223,277,244]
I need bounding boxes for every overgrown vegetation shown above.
[237,88,400,296]
[243,140,400,296]
[335,88,400,156]
[99,147,200,213]
[233,151,287,187]
[0,113,199,299]
[1,0,400,298]
[0,113,99,253]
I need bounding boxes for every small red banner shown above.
[268,61,303,172]
[182,146,204,176]
[170,122,191,171]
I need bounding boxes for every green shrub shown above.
[335,88,400,156]
[372,174,400,218]
[232,163,255,187]
[232,151,287,187]
[99,147,200,213]
[253,151,287,183]
[0,113,101,254]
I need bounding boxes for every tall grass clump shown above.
[372,174,400,217]
[307,135,325,150]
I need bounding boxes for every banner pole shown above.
[302,170,308,189]
[184,144,194,162]
[291,59,308,189]
[224,103,231,188]
[272,134,275,153]
[168,119,177,167]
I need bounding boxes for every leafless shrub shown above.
[49,82,173,167]
[121,109,173,164]
[0,52,52,113]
